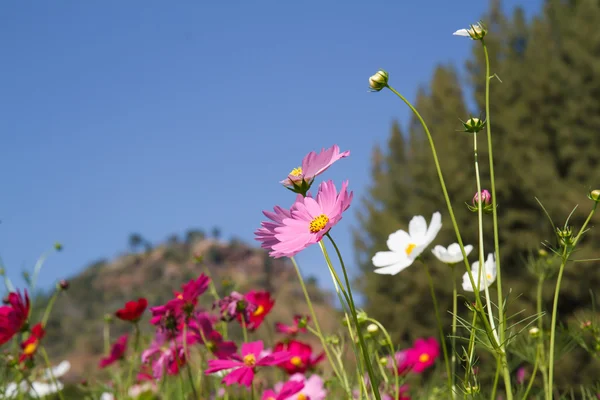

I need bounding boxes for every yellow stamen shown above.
[290,356,303,367]
[486,273,493,281]
[298,395,307,400]
[253,305,265,316]
[405,243,416,256]
[418,353,430,363]
[24,341,38,356]
[243,354,256,367]
[309,214,329,233]
[290,167,303,177]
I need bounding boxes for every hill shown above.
[40,233,337,381]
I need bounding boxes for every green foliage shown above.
[355,0,600,390]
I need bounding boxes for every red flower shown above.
[19,323,45,363]
[115,298,148,322]
[273,339,324,375]
[240,291,274,331]
[0,290,31,346]
[275,315,310,336]
[99,334,128,368]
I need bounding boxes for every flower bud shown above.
[104,313,114,323]
[462,117,486,133]
[58,279,69,291]
[473,190,491,206]
[356,310,369,324]
[0,268,4,276]
[54,242,63,251]
[528,327,540,338]
[378,357,388,366]
[369,70,389,92]
[193,253,203,264]
[581,320,592,329]
[556,226,574,247]
[538,249,548,257]
[366,323,379,334]
[326,335,340,345]
[464,384,480,395]
[588,189,600,202]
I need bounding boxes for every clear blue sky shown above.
[0,1,542,296]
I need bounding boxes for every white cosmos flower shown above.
[431,243,473,264]
[372,212,442,275]
[462,253,496,292]
[41,360,71,380]
[453,22,486,40]
[29,381,64,398]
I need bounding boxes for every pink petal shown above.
[241,341,264,358]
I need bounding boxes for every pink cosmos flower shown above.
[280,145,350,190]
[205,341,291,388]
[405,337,439,373]
[389,349,412,375]
[262,380,305,400]
[99,334,128,368]
[286,373,327,400]
[274,340,324,375]
[149,299,184,336]
[275,315,310,336]
[262,180,352,258]
[254,195,304,258]
[175,274,210,312]
[141,331,186,379]
[241,291,275,331]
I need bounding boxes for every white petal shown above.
[463,244,474,257]
[462,271,474,291]
[372,251,402,267]
[453,28,470,36]
[423,212,442,246]
[373,261,412,275]
[408,215,427,241]
[386,230,411,253]
[431,245,447,262]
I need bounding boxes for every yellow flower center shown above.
[176,293,183,300]
[298,395,307,400]
[486,273,493,281]
[24,341,38,356]
[253,305,265,316]
[243,354,256,367]
[309,214,329,233]
[418,353,430,363]
[290,167,303,177]
[290,356,303,367]
[405,243,416,256]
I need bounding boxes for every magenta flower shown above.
[99,334,128,368]
[215,291,256,323]
[205,341,291,388]
[405,337,439,373]
[149,299,184,336]
[262,380,305,400]
[141,331,186,379]
[259,180,352,258]
[389,349,412,375]
[275,315,309,336]
[187,313,237,359]
[280,145,350,194]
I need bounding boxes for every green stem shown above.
[386,85,495,340]
[290,256,351,396]
[182,324,198,400]
[40,290,60,328]
[537,277,549,399]
[366,317,400,400]
[548,203,597,397]
[242,319,248,343]
[422,261,453,396]
[491,357,500,400]
[40,346,66,400]
[463,307,479,387]
[482,38,512,400]
[522,347,540,400]
[321,237,381,400]
[451,267,458,400]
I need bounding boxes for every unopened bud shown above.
[193,253,203,263]
[588,189,600,202]
[581,320,592,329]
[366,323,379,334]
[356,310,368,324]
[462,117,486,133]
[556,226,574,246]
[464,384,480,395]
[0,268,4,276]
[326,335,340,345]
[467,190,493,213]
[378,357,388,365]
[369,70,389,92]
[104,313,114,323]
[538,249,548,257]
[54,242,63,251]
[58,280,69,291]
[528,327,540,338]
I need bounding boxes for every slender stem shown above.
[536,277,549,399]
[386,85,495,339]
[482,38,512,400]
[474,131,499,345]
[548,203,597,396]
[451,267,458,400]
[490,357,500,400]
[422,261,453,395]
[522,347,540,400]
[321,237,382,400]
[183,324,198,400]
[41,290,59,328]
[40,346,66,400]
[463,306,479,387]
[290,256,351,396]
[241,319,248,343]
[366,317,400,400]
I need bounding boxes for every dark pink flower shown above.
[99,334,128,368]
[405,337,439,373]
[241,291,275,331]
[141,331,186,379]
[273,340,324,375]
[205,341,291,388]
[275,315,309,336]
[187,313,237,359]
[115,298,148,322]
[215,292,256,323]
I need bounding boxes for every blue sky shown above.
[0,1,542,296]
